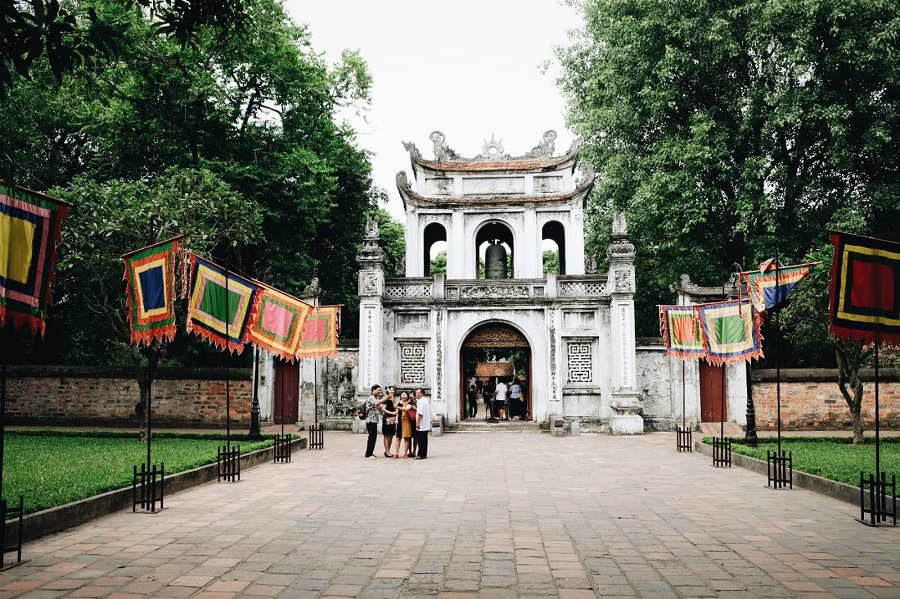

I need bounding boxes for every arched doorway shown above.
[459,322,531,421]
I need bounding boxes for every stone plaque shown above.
[425,177,454,196]
[462,177,525,195]
[563,310,596,329]
[534,175,563,194]
[396,312,430,331]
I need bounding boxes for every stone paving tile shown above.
[4,432,900,598]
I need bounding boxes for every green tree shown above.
[53,168,264,431]
[542,249,560,275]
[556,0,900,346]
[430,250,448,277]
[375,207,406,278]
[0,0,248,98]
[1,0,377,350]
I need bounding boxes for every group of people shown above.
[363,385,431,460]
[467,377,527,421]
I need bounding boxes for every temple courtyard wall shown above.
[6,361,900,431]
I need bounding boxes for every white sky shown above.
[283,0,583,221]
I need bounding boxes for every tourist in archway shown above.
[467,384,478,419]
[509,378,523,420]
[495,378,508,420]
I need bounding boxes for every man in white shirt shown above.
[414,387,431,459]
[495,379,508,420]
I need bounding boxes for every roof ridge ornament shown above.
[430,131,459,161]
[476,134,508,161]
[524,130,557,158]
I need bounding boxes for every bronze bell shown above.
[485,241,508,279]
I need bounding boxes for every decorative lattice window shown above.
[399,342,426,385]
[566,341,593,384]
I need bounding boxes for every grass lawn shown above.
[704,436,900,486]
[2,431,274,514]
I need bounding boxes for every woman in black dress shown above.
[381,385,398,457]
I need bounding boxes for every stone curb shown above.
[6,436,307,542]
[694,439,859,506]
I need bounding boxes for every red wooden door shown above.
[274,359,299,424]
[699,362,725,422]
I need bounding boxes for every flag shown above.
[659,305,706,359]
[829,231,900,343]
[186,253,259,354]
[122,237,181,346]
[295,305,341,359]
[246,283,313,361]
[741,259,817,312]
[0,182,68,337]
[695,300,763,365]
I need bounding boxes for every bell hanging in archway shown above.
[485,240,508,279]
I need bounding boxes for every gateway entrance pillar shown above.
[607,214,643,434]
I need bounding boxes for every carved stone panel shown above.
[425,177,454,196]
[566,340,594,384]
[395,312,430,331]
[462,177,525,195]
[563,310,596,330]
[399,342,427,385]
[534,176,563,194]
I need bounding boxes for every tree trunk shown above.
[835,340,868,446]
[130,344,164,440]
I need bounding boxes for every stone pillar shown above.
[607,213,642,434]
[299,279,322,424]
[357,216,385,400]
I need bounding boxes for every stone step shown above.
[697,422,745,437]
[448,420,544,433]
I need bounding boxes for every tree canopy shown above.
[2,0,380,363]
[556,0,900,355]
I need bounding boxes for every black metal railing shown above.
[133,463,164,512]
[217,446,241,482]
[309,424,324,450]
[712,437,731,467]
[860,471,897,526]
[274,434,292,463]
[1,496,24,567]
[676,426,692,452]
[767,450,793,489]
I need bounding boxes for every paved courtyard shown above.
[1,431,898,598]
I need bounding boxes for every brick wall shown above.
[752,368,900,430]
[6,366,252,428]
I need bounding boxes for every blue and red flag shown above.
[741,259,817,313]
[123,237,181,346]
[829,232,900,344]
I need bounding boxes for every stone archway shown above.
[460,322,531,422]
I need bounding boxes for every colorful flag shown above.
[0,182,68,337]
[247,283,313,361]
[695,300,763,365]
[741,259,817,312]
[186,253,259,354]
[122,237,181,346]
[829,232,900,343]
[295,305,341,359]
[659,305,706,359]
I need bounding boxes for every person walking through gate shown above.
[467,384,478,419]
[414,387,431,459]
[364,384,382,459]
[509,378,523,420]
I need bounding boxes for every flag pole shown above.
[225,266,231,453]
[875,340,881,480]
[775,256,782,457]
